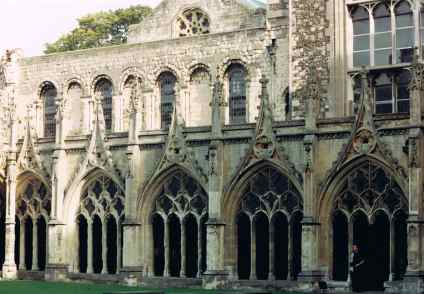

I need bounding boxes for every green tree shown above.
[44,5,152,54]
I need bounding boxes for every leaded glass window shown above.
[95,79,113,131]
[352,7,370,67]
[374,4,392,66]
[42,83,57,138]
[373,71,410,114]
[159,72,176,129]
[395,2,414,63]
[177,9,210,37]
[228,65,247,124]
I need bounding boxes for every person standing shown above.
[350,244,365,292]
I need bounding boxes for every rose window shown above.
[177,9,210,37]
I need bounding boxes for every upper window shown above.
[351,1,415,67]
[95,79,113,131]
[374,70,410,114]
[159,72,177,129]
[228,65,247,124]
[42,83,57,138]
[176,8,210,37]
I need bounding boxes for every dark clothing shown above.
[350,251,365,292]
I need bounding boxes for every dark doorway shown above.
[77,215,88,273]
[255,212,269,280]
[24,217,33,270]
[237,212,251,280]
[92,215,102,274]
[15,217,20,269]
[152,214,164,276]
[106,216,117,274]
[352,211,368,253]
[393,211,407,280]
[291,211,303,279]
[37,217,47,271]
[168,214,181,277]
[185,214,198,278]
[273,212,288,280]
[200,216,207,274]
[332,211,348,281]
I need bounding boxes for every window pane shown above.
[375,86,392,102]
[375,16,391,32]
[353,51,370,66]
[396,48,414,63]
[396,28,414,48]
[375,49,392,65]
[397,100,410,113]
[354,19,370,35]
[375,32,391,49]
[396,14,413,28]
[354,35,370,51]
[376,103,393,114]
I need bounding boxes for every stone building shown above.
[0,0,423,292]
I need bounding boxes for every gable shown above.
[128,0,266,44]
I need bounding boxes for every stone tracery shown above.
[176,8,210,37]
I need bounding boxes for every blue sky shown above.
[0,0,266,57]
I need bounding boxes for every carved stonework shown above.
[352,128,376,154]
[409,51,424,92]
[409,137,418,168]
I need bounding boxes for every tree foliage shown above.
[44,5,152,54]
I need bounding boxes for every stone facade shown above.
[0,0,423,292]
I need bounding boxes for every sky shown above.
[0,0,162,57]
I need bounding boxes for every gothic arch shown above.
[136,165,208,277]
[36,80,61,98]
[222,160,303,279]
[90,74,115,96]
[64,76,87,97]
[119,66,145,94]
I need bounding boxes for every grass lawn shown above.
[0,281,230,294]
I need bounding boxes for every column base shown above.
[202,270,230,289]
[297,270,326,282]
[387,271,424,293]
[2,263,17,279]
[45,263,69,281]
[120,266,143,286]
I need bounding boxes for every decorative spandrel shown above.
[17,179,51,218]
[153,171,208,218]
[177,9,210,37]
[80,176,125,218]
[239,167,302,217]
[334,161,407,215]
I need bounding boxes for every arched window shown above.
[159,72,176,129]
[396,70,411,113]
[395,2,414,63]
[228,65,247,124]
[189,67,211,126]
[67,82,83,135]
[42,83,57,138]
[15,179,50,271]
[78,176,125,274]
[374,73,393,114]
[151,171,208,278]
[373,4,392,66]
[95,79,113,131]
[236,166,303,280]
[352,7,370,67]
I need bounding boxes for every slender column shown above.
[269,220,275,280]
[32,220,39,271]
[19,220,25,270]
[197,221,202,278]
[250,219,257,280]
[288,221,293,279]
[101,220,107,274]
[117,222,122,273]
[87,220,93,274]
[347,220,353,283]
[180,222,186,277]
[164,219,169,277]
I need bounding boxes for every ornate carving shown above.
[176,8,210,37]
[408,137,418,168]
[409,50,424,92]
[352,128,376,154]
[17,179,51,218]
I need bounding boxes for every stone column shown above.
[87,220,93,274]
[3,153,18,278]
[117,223,122,272]
[180,223,186,277]
[197,221,203,278]
[298,134,325,281]
[32,220,39,271]
[164,220,169,277]
[101,219,107,274]
[203,74,228,288]
[288,222,293,279]
[19,220,25,270]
